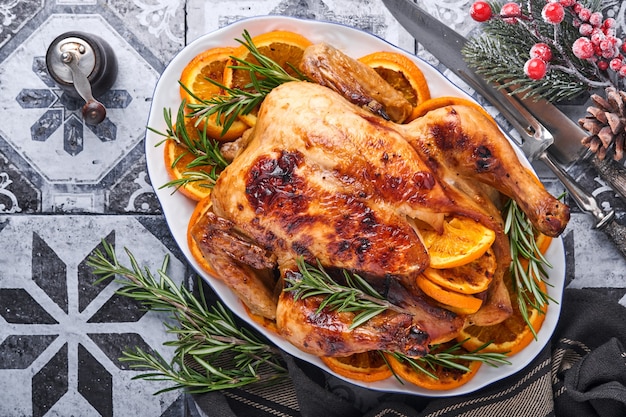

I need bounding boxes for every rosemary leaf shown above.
[87,241,288,394]
[185,29,309,135]
[284,258,403,329]
[388,340,511,382]
[504,199,555,337]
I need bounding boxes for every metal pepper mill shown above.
[45,32,118,125]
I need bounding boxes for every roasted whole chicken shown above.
[190,46,569,359]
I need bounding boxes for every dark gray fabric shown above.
[553,289,626,417]
[194,288,626,417]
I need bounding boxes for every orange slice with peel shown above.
[416,274,483,315]
[186,195,217,276]
[384,344,482,390]
[179,46,248,141]
[164,137,217,202]
[457,279,548,355]
[419,216,496,269]
[457,231,552,355]
[222,30,313,127]
[413,96,496,123]
[321,351,392,383]
[422,247,496,295]
[358,51,430,122]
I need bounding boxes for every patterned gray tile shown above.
[0,215,189,416]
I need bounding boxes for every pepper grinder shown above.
[45,32,118,125]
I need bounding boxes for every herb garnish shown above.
[87,243,509,393]
[504,199,554,337]
[388,340,511,381]
[184,29,309,134]
[284,258,405,329]
[87,241,287,394]
[148,102,229,193]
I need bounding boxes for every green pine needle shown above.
[462,0,612,102]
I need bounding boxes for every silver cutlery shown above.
[383,0,626,256]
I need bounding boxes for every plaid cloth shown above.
[194,288,626,417]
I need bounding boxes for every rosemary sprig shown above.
[86,243,514,392]
[87,241,287,394]
[185,29,309,134]
[504,199,554,337]
[387,340,511,381]
[285,258,404,329]
[148,101,229,193]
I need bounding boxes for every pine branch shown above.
[462,0,615,102]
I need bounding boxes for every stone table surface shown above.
[1,1,625,416]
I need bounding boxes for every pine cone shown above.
[578,86,626,161]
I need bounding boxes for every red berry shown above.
[597,60,609,71]
[572,37,595,59]
[619,66,626,77]
[530,43,553,62]
[559,0,576,6]
[572,3,583,14]
[604,18,616,29]
[470,1,493,22]
[500,2,522,23]
[590,29,605,45]
[524,58,547,80]
[609,58,623,71]
[578,8,591,22]
[542,3,565,24]
[600,38,613,52]
[589,12,603,27]
[579,23,593,36]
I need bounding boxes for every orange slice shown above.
[384,345,482,390]
[419,216,496,269]
[186,195,217,275]
[222,30,312,127]
[416,274,483,315]
[242,303,279,334]
[534,232,553,256]
[457,278,548,355]
[163,136,218,201]
[358,51,430,122]
[321,351,392,383]
[422,247,496,295]
[179,46,248,141]
[412,96,495,123]
[457,215,553,356]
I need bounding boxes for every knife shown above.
[383,0,626,257]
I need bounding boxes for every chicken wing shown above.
[401,105,570,238]
[300,43,413,123]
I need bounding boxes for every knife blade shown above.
[382,0,626,193]
[383,0,626,257]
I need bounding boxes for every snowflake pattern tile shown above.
[0,216,187,416]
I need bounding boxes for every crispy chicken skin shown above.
[191,211,278,319]
[402,105,570,237]
[191,80,569,356]
[300,43,413,123]
[277,273,430,358]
